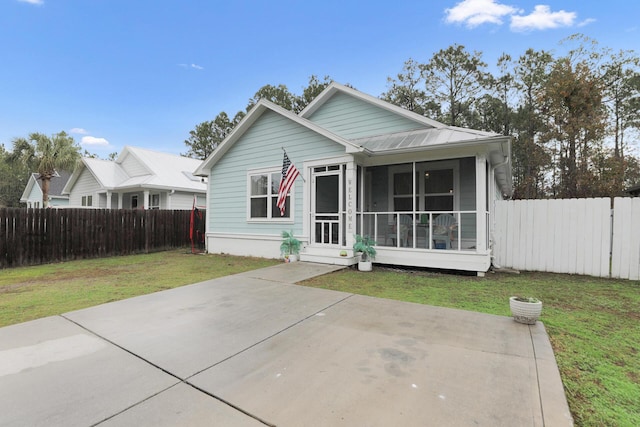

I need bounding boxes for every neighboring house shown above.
[626,183,640,197]
[20,170,72,208]
[63,146,206,210]
[194,83,512,274]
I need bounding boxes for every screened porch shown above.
[356,157,487,252]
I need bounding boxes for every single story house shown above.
[63,146,206,209]
[20,170,72,208]
[194,83,512,274]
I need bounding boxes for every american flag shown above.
[276,151,300,216]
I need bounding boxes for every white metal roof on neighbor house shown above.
[64,146,206,194]
[82,158,130,188]
[120,146,206,190]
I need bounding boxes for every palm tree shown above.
[10,131,81,208]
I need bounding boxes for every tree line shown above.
[185,34,640,200]
[2,34,639,207]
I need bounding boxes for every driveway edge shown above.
[531,322,574,426]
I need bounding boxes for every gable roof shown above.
[195,82,512,196]
[20,170,72,202]
[194,99,364,176]
[63,147,206,194]
[117,146,206,190]
[299,82,445,130]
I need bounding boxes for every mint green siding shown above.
[209,110,345,236]
[307,92,426,139]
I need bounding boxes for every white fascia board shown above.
[364,135,509,157]
[115,183,207,193]
[194,99,364,176]
[299,82,444,129]
[19,174,38,201]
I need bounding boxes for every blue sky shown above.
[1,0,638,157]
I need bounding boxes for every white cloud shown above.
[444,1,589,32]
[444,0,521,28]
[577,18,596,28]
[18,0,44,5]
[81,136,110,146]
[510,5,576,32]
[69,128,88,135]
[178,63,204,70]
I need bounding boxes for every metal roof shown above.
[352,126,502,153]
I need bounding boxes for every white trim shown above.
[476,154,488,251]
[310,166,343,246]
[246,166,295,223]
[303,155,353,169]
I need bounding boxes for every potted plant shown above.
[280,230,301,262]
[353,234,377,272]
[509,296,542,324]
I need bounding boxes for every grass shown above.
[0,249,279,327]
[1,253,638,426]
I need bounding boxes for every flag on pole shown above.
[276,150,300,216]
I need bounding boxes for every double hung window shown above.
[248,169,291,220]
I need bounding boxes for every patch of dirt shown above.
[0,282,35,294]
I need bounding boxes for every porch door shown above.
[311,165,344,245]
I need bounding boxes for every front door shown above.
[311,165,344,245]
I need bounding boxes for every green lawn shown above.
[0,250,279,327]
[1,252,638,426]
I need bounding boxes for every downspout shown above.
[489,155,510,269]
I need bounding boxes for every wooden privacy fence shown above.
[493,197,640,280]
[0,208,204,268]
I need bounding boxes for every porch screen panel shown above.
[315,174,340,244]
[424,169,454,211]
[393,171,414,211]
[316,175,339,213]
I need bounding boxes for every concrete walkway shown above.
[0,262,573,426]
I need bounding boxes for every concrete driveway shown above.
[0,262,573,426]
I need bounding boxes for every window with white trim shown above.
[150,194,160,210]
[248,169,291,220]
[81,195,93,207]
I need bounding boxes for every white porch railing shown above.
[357,211,486,251]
